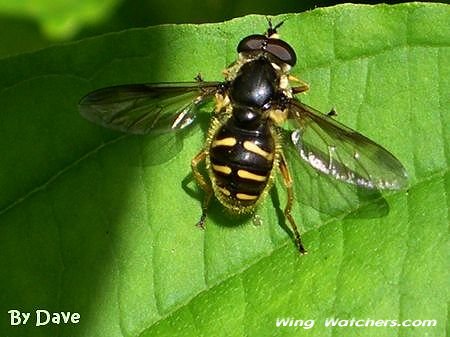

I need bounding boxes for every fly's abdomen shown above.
[209,119,275,210]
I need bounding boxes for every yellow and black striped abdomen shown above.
[209,119,275,212]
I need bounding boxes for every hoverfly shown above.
[79,20,408,254]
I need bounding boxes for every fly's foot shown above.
[196,212,207,230]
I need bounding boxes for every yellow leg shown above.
[191,150,213,229]
[292,84,310,94]
[289,75,310,94]
[279,153,307,254]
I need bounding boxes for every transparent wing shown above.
[287,100,408,190]
[282,131,389,218]
[78,82,221,134]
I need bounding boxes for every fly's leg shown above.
[191,150,213,229]
[327,108,337,117]
[292,84,310,94]
[288,75,310,94]
[279,153,307,254]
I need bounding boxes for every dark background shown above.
[0,0,432,58]
[79,0,410,36]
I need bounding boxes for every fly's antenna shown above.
[265,17,284,37]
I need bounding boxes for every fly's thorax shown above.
[223,53,291,92]
[223,56,294,114]
[228,58,277,109]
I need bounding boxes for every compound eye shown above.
[237,35,266,53]
[237,34,297,66]
[265,39,297,66]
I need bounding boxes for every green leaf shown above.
[0,3,448,337]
